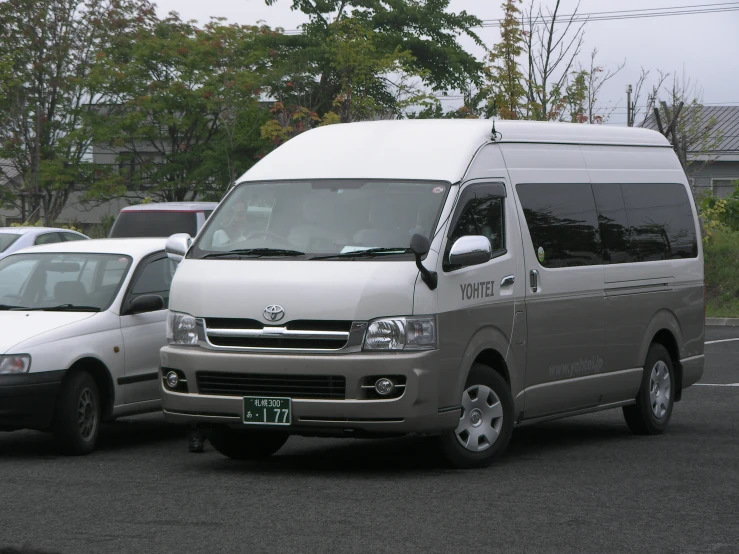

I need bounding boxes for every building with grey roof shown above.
[643,105,739,198]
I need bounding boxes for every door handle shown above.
[530,269,539,292]
[501,275,515,287]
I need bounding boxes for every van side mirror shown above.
[166,233,192,264]
[410,234,437,290]
[128,294,165,314]
[448,236,492,267]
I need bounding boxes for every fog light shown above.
[375,378,394,396]
[166,371,179,389]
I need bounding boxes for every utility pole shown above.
[626,84,633,126]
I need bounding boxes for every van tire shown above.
[623,343,675,435]
[437,363,514,469]
[208,426,289,460]
[52,371,101,455]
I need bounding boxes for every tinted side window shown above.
[592,184,637,264]
[35,233,62,245]
[516,183,601,268]
[621,183,698,261]
[61,232,87,242]
[129,257,176,308]
[445,186,505,269]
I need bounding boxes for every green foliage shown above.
[259,0,483,142]
[87,14,271,202]
[485,0,527,119]
[698,181,739,241]
[703,228,739,317]
[0,0,153,223]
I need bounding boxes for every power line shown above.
[481,4,739,27]
[281,2,739,34]
[479,2,739,23]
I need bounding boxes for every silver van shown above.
[160,120,704,468]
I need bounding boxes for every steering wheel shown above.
[244,231,293,247]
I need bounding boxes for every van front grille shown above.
[196,372,346,399]
[203,319,353,350]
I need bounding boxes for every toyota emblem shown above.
[263,305,285,322]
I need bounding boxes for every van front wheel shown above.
[438,363,514,469]
[623,343,675,435]
[208,426,289,460]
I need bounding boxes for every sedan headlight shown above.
[167,311,199,346]
[363,316,437,351]
[0,355,31,374]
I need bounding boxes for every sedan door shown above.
[118,253,176,404]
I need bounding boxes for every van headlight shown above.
[167,311,199,346]
[363,316,437,351]
[0,355,31,374]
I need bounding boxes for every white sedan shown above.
[0,226,89,261]
[0,238,174,454]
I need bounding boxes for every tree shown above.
[486,0,527,119]
[644,72,723,174]
[0,0,152,223]
[87,15,270,202]
[259,0,484,137]
[522,0,586,121]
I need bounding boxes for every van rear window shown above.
[109,211,197,238]
[517,182,698,268]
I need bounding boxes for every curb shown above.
[706,318,739,326]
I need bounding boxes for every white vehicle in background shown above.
[108,202,218,238]
[0,226,89,261]
[0,238,175,454]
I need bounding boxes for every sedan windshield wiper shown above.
[0,304,27,310]
[311,248,411,260]
[201,248,306,259]
[16,304,101,312]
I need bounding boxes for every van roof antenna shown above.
[491,118,502,142]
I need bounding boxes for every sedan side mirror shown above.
[449,236,492,268]
[128,294,165,315]
[166,233,192,264]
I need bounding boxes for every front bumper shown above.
[159,346,460,435]
[0,371,65,431]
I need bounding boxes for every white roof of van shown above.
[121,202,218,212]
[237,120,671,184]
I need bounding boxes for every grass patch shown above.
[704,229,739,317]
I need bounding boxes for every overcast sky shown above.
[152,0,739,125]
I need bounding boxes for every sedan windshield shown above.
[0,233,21,253]
[191,180,450,259]
[0,253,132,311]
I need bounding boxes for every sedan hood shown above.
[0,311,97,354]
[170,259,420,322]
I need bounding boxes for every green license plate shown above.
[243,396,292,426]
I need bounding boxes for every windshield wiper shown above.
[311,248,411,260]
[0,304,27,310]
[16,304,101,312]
[202,248,306,259]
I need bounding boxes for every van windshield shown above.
[190,180,450,259]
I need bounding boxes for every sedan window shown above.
[0,253,132,311]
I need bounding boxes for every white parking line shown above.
[705,338,739,345]
[694,383,739,387]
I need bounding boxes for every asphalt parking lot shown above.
[1,327,737,554]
